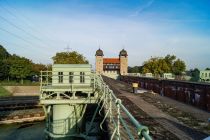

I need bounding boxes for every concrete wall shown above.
[3,86,39,96]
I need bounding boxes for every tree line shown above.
[0,45,89,84]
[0,45,49,84]
[128,54,186,77]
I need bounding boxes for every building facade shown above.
[95,49,128,78]
[200,70,210,82]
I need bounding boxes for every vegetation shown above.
[128,66,143,73]
[188,68,200,82]
[0,45,48,85]
[0,45,89,85]
[0,86,11,96]
[8,55,33,84]
[129,54,186,77]
[52,51,89,64]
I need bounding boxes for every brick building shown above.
[95,48,128,78]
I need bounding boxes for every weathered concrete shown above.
[3,86,39,96]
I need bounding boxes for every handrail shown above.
[41,71,152,140]
[96,74,152,140]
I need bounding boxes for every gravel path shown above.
[103,76,209,140]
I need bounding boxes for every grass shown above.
[0,86,12,97]
[0,80,39,86]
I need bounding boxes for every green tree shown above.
[52,51,89,64]
[172,59,186,75]
[8,55,33,84]
[142,55,186,76]
[143,57,159,75]
[164,54,176,71]
[0,45,10,80]
[31,63,48,75]
[0,59,10,80]
[128,66,143,73]
[0,45,10,59]
[190,68,200,82]
[156,58,170,75]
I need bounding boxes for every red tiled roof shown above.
[103,58,120,64]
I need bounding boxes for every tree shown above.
[143,57,159,75]
[0,45,10,80]
[172,59,186,75]
[142,57,170,76]
[0,45,10,59]
[128,66,143,73]
[164,54,176,72]
[190,68,200,82]
[8,55,33,84]
[142,55,186,76]
[31,63,48,75]
[0,59,10,80]
[52,51,89,64]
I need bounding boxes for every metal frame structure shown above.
[40,65,152,140]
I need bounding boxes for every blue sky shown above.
[0,0,210,69]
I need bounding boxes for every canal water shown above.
[0,121,45,140]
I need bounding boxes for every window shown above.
[80,72,85,83]
[58,72,63,83]
[69,72,74,83]
[205,73,207,77]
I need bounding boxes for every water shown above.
[0,121,45,140]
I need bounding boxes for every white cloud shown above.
[1,9,210,70]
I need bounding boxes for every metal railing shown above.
[94,75,152,140]
[41,71,152,139]
[40,71,94,87]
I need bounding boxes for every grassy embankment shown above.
[0,86,12,97]
[0,80,39,97]
[0,80,39,86]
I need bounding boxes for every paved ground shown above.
[103,76,210,140]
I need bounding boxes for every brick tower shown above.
[119,49,128,75]
[95,48,104,74]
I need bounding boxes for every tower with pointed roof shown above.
[119,49,128,75]
[95,48,104,74]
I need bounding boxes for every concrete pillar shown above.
[51,104,86,137]
[52,105,74,135]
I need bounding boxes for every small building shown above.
[200,70,210,82]
[41,64,93,94]
[95,48,128,79]
[145,73,153,78]
[163,73,175,79]
[52,64,91,86]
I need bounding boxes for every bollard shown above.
[132,83,138,94]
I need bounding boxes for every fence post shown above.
[116,99,121,140]
[109,90,112,122]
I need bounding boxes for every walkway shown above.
[103,76,209,140]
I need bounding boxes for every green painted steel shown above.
[96,75,152,140]
[40,64,152,140]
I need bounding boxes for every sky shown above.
[0,0,210,69]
